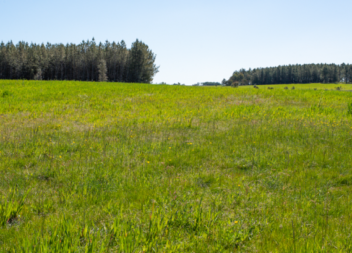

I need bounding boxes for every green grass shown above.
[1,80,352,252]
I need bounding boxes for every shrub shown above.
[231,81,239,88]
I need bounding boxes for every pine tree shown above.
[34,68,42,80]
[0,39,158,83]
[97,59,107,82]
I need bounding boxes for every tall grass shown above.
[348,102,352,115]
[0,80,352,252]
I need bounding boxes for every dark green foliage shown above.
[0,39,159,83]
[127,40,158,83]
[227,64,352,85]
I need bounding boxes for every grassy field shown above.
[1,80,352,252]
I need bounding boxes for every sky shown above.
[1,0,351,85]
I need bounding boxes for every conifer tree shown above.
[0,39,158,83]
[97,59,107,82]
[226,63,350,85]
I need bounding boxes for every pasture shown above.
[1,80,352,252]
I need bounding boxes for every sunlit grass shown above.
[1,80,352,252]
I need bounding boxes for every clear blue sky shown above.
[1,0,351,85]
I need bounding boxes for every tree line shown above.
[224,63,352,86]
[0,38,159,83]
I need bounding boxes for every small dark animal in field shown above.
[267,87,274,90]
[253,85,259,89]
[335,86,342,91]
[314,88,317,90]
[284,87,288,90]
[291,86,295,90]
